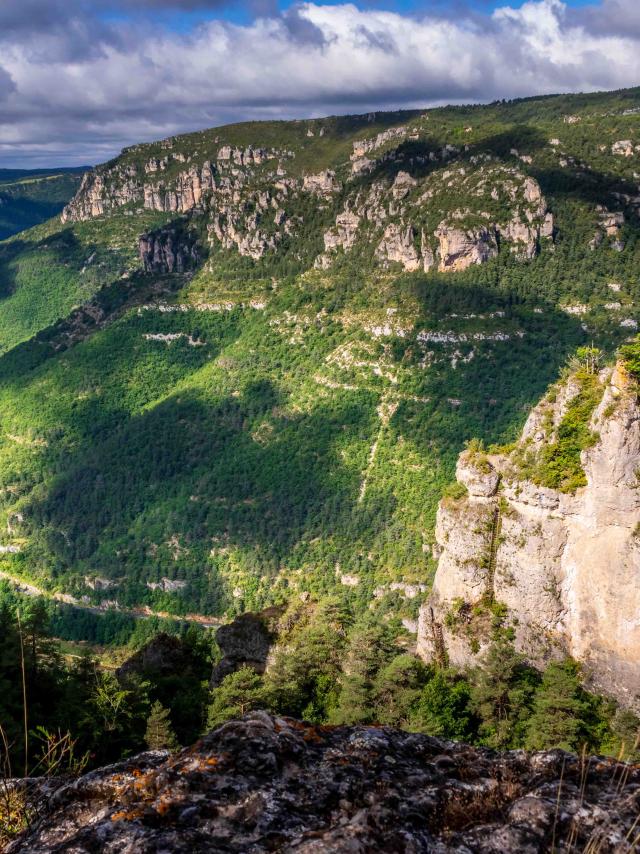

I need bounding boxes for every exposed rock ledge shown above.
[8,712,640,853]
[418,362,640,707]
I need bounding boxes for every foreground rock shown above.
[9,713,640,852]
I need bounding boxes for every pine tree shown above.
[411,669,475,741]
[373,654,428,726]
[470,636,538,749]
[604,709,640,761]
[207,667,266,729]
[525,660,587,752]
[265,617,344,721]
[145,701,179,751]
[332,616,396,725]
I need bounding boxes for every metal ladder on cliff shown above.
[429,607,448,669]
[485,504,502,601]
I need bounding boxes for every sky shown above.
[0,0,639,168]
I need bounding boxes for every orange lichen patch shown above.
[204,756,219,767]
[154,798,174,816]
[283,719,323,743]
[111,808,145,822]
[132,769,144,778]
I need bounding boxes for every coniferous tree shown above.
[603,709,640,761]
[525,660,587,752]
[265,613,346,721]
[207,667,266,729]
[373,654,428,726]
[332,616,396,725]
[145,701,179,751]
[470,636,538,749]
[411,669,475,741]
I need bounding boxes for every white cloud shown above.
[0,0,639,167]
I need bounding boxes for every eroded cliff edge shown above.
[417,356,640,707]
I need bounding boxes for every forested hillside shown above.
[0,87,638,630]
[0,169,83,241]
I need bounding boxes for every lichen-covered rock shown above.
[9,712,640,853]
[418,364,640,706]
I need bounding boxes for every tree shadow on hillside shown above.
[23,378,368,578]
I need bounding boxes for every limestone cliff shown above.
[417,360,640,707]
[61,121,555,275]
[139,225,199,274]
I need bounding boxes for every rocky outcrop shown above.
[62,161,218,222]
[216,145,269,166]
[390,170,417,200]
[375,223,421,271]
[210,609,280,686]
[322,210,360,253]
[591,206,626,252]
[63,127,555,278]
[611,140,638,157]
[302,170,340,196]
[116,633,193,680]
[500,211,554,259]
[351,126,407,159]
[418,363,640,707]
[139,227,199,274]
[435,223,498,272]
[9,712,640,853]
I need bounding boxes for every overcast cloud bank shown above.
[1,0,639,167]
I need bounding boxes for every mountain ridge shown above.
[0,85,637,642]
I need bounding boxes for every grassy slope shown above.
[0,88,638,624]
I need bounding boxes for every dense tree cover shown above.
[0,590,214,774]
[208,600,640,761]
[0,593,637,802]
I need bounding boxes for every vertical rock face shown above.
[418,363,640,707]
[435,224,498,272]
[62,161,219,222]
[323,210,361,253]
[139,227,199,273]
[375,223,421,271]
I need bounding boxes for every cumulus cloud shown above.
[0,0,639,167]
